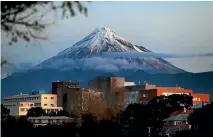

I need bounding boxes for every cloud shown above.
[35,57,140,72]
[100,52,213,58]
[1,62,36,79]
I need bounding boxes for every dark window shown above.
[44,104,47,106]
[44,97,47,99]
[30,104,33,107]
[51,104,54,107]
[63,93,67,106]
[51,97,54,99]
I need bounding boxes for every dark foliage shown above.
[1,95,211,137]
[1,104,10,117]
[188,102,213,137]
[27,107,45,117]
[1,1,88,45]
[57,110,69,117]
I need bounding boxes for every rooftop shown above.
[28,116,73,120]
[170,109,194,115]
[163,114,189,122]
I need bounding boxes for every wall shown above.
[156,88,193,96]
[124,82,136,86]
[41,94,57,108]
[53,83,104,116]
[138,89,158,104]
[192,93,210,104]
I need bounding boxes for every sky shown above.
[1,1,213,74]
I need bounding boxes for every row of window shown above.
[20,103,33,107]
[43,109,62,112]
[4,97,40,103]
[193,98,201,101]
[21,108,61,112]
[140,101,148,104]
[31,119,68,124]
[35,103,41,107]
[44,97,54,99]
[4,104,16,107]
[43,104,54,107]
[140,94,148,98]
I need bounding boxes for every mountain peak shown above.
[95,27,112,32]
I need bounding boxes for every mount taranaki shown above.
[2,27,213,99]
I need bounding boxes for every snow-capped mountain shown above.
[38,27,185,74]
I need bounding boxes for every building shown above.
[159,108,194,137]
[3,90,63,116]
[52,81,104,115]
[28,116,74,127]
[138,87,210,105]
[88,76,135,108]
[52,77,211,113]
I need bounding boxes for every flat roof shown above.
[28,116,73,120]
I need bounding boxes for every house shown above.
[159,108,194,137]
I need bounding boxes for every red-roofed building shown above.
[159,108,194,137]
[170,108,194,116]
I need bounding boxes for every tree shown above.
[120,94,193,137]
[188,102,213,137]
[1,1,88,45]
[1,1,89,68]
[57,110,69,117]
[27,107,45,117]
[1,104,10,117]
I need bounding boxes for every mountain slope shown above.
[36,27,185,74]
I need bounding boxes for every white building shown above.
[28,116,75,126]
[3,91,63,116]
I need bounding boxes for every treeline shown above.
[1,94,213,137]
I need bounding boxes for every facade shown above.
[52,81,104,115]
[28,116,74,126]
[52,77,211,113]
[88,76,135,108]
[3,91,63,116]
[138,87,210,105]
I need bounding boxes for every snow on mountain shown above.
[37,27,185,74]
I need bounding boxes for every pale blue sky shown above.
[1,1,213,73]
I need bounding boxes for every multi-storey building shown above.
[138,87,210,105]
[52,81,103,115]
[3,91,63,116]
[52,77,211,114]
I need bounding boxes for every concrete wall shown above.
[41,94,57,108]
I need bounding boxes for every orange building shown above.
[138,87,210,105]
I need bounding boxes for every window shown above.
[21,109,24,111]
[44,104,47,106]
[20,103,23,106]
[51,104,54,107]
[30,104,33,107]
[51,97,54,99]
[44,97,47,99]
